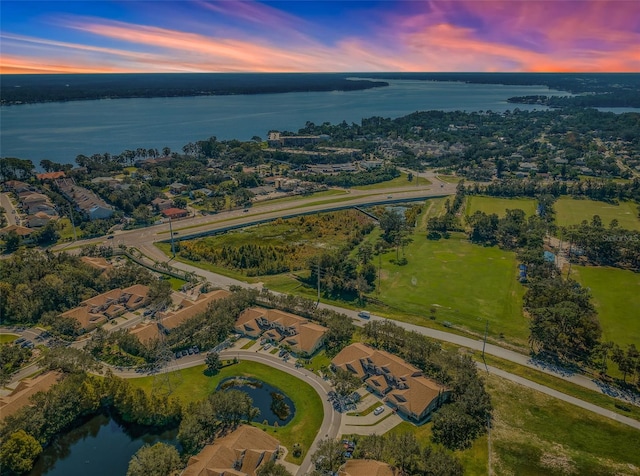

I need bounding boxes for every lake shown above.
[218,377,295,426]
[28,412,178,476]
[1,79,569,165]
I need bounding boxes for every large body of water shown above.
[28,413,178,476]
[1,80,570,165]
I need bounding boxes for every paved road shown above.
[0,193,18,226]
[53,181,457,253]
[109,347,339,476]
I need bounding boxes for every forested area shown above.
[0,250,159,327]
[179,211,375,277]
[0,73,388,105]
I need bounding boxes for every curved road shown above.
[109,349,339,476]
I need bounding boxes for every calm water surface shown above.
[218,377,295,425]
[28,413,178,476]
[2,80,569,164]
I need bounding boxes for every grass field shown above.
[352,172,431,190]
[167,277,188,291]
[371,232,529,345]
[487,373,640,476]
[570,265,640,347]
[555,197,640,230]
[0,333,19,344]
[127,361,323,464]
[466,196,537,217]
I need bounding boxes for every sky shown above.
[1,0,639,74]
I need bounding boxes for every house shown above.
[235,307,328,356]
[80,256,114,273]
[339,460,397,476]
[169,182,188,194]
[161,207,189,220]
[26,212,54,228]
[3,180,31,193]
[151,197,174,211]
[129,322,161,345]
[55,178,114,220]
[189,188,213,199]
[37,171,66,181]
[158,290,231,331]
[0,225,33,237]
[182,425,280,476]
[0,371,62,418]
[60,284,150,330]
[331,343,450,423]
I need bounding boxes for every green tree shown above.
[330,367,361,396]
[310,438,345,474]
[421,446,464,476]
[256,460,293,476]
[0,430,43,474]
[205,351,222,375]
[148,278,173,310]
[42,347,100,374]
[431,403,478,450]
[4,231,21,253]
[126,442,181,476]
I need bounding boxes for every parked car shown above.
[373,406,385,416]
[263,343,272,351]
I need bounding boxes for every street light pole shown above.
[168,217,175,257]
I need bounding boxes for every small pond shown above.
[28,412,178,476]
[217,377,295,426]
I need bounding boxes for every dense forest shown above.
[0,73,388,105]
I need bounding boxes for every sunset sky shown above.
[1,0,639,74]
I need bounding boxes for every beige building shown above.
[235,307,327,356]
[0,371,62,418]
[159,290,231,330]
[339,460,397,476]
[182,425,280,476]
[331,343,450,423]
[60,284,150,330]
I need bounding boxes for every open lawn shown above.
[555,197,640,230]
[466,196,537,217]
[352,173,431,191]
[487,373,640,475]
[570,265,640,347]
[127,361,323,464]
[167,277,188,291]
[0,333,19,344]
[371,232,528,345]
[253,189,348,208]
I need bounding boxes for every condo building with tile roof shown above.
[235,307,327,356]
[331,343,450,423]
[60,284,150,330]
[182,425,280,476]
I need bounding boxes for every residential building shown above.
[162,207,189,220]
[0,372,62,418]
[80,256,114,273]
[36,171,66,181]
[60,284,150,330]
[169,182,188,194]
[0,225,33,238]
[331,343,450,423]
[235,307,327,356]
[182,425,280,476]
[151,197,174,211]
[339,460,397,476]
[55,178,114,220]
[157,289,231,331]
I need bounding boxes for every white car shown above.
[263,343,272,351]
[373,406,385,416]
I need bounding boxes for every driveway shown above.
[0,193,18,226]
